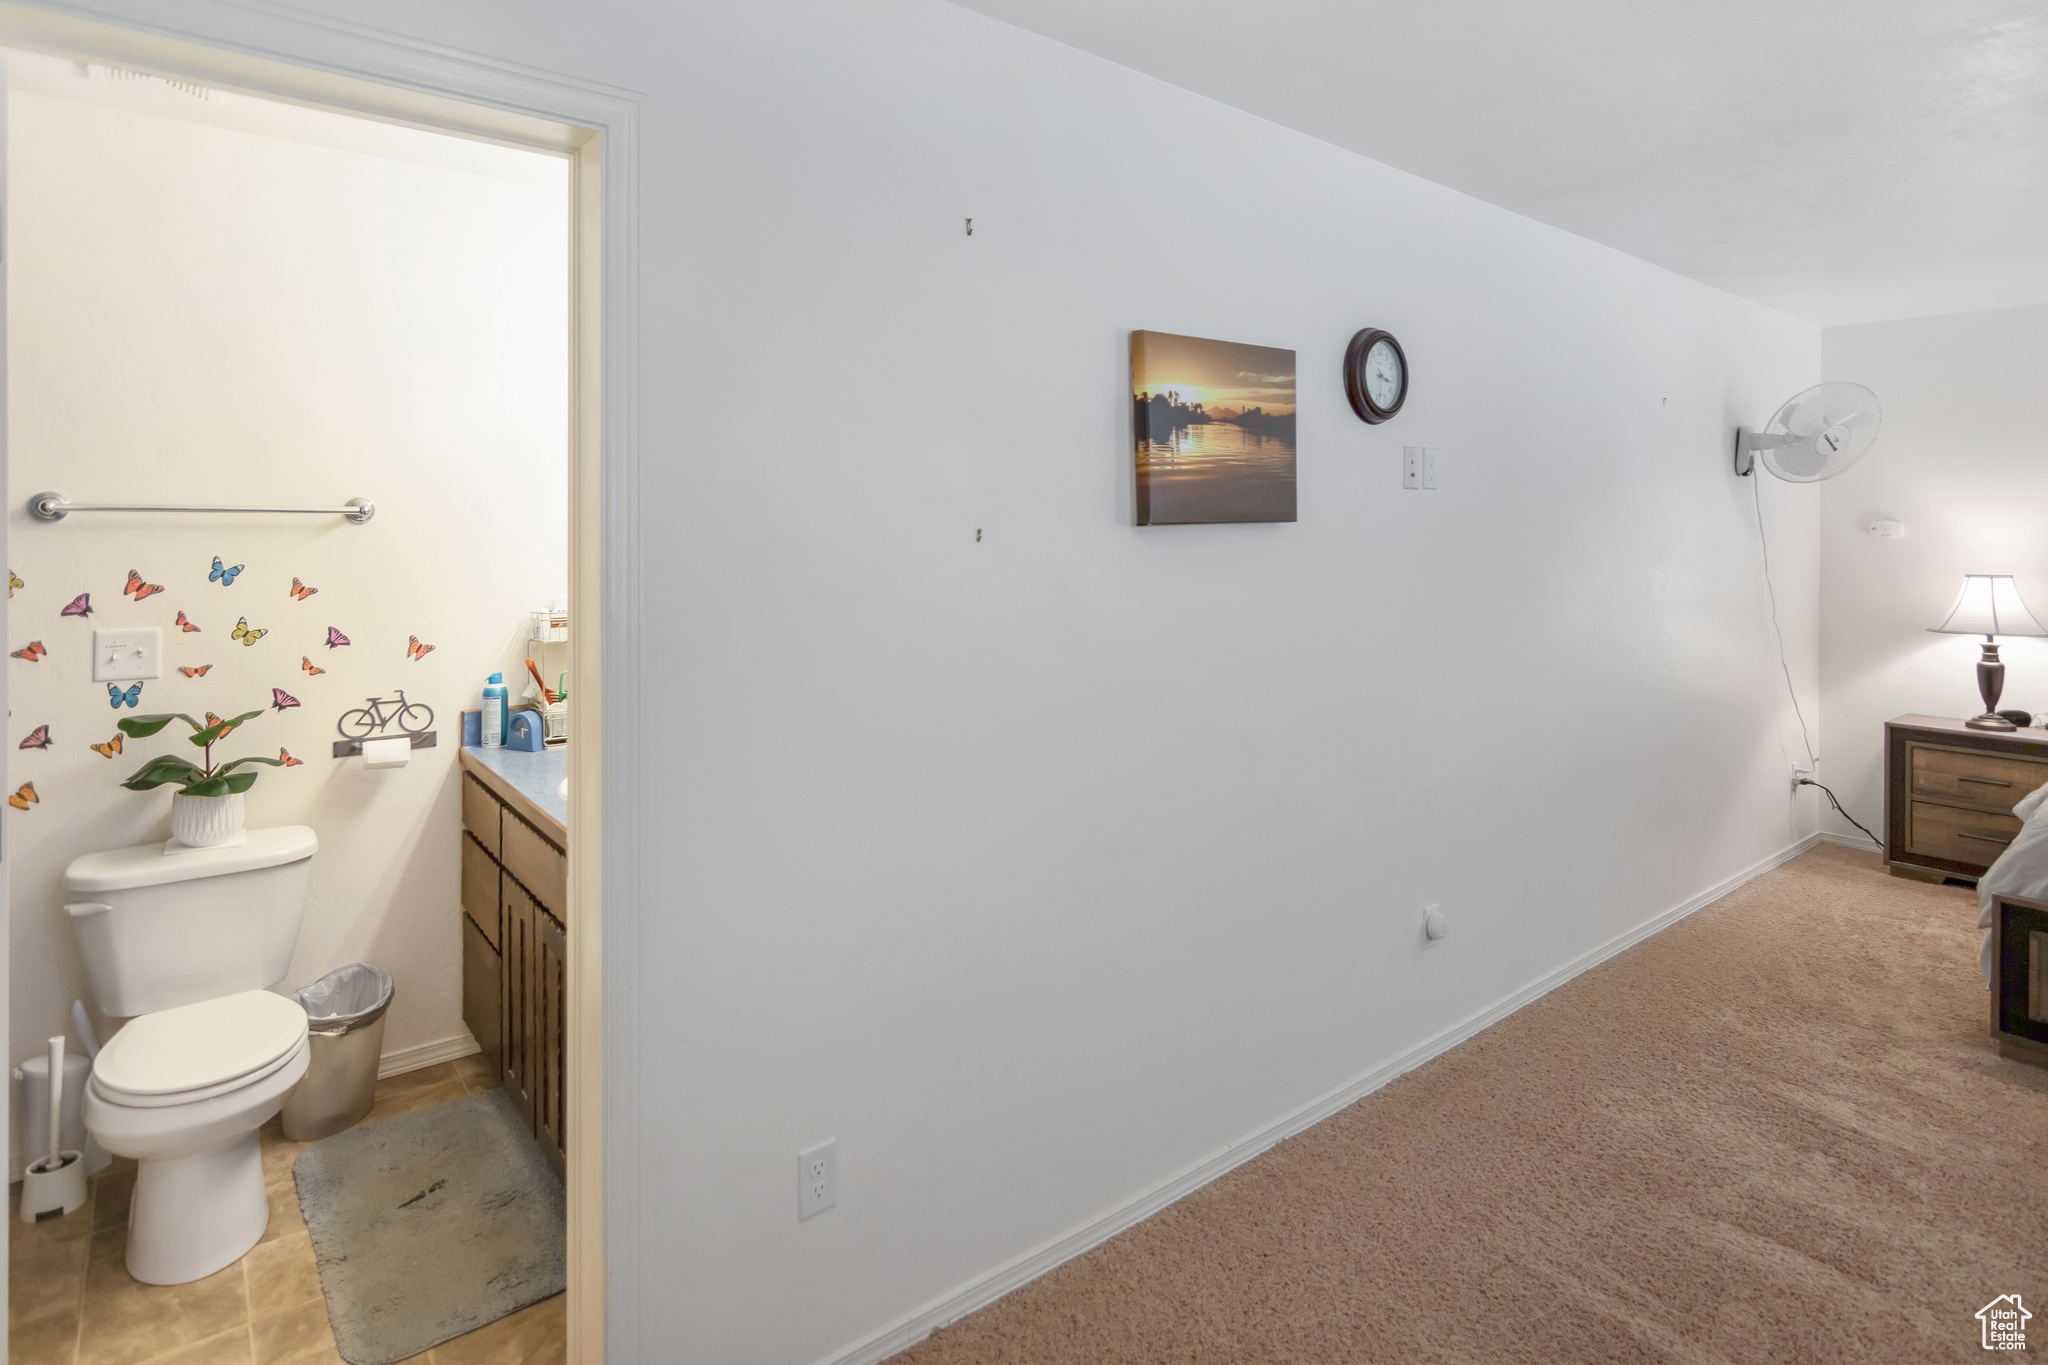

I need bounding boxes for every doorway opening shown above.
[1,13,609,1364]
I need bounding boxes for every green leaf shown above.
[119,755,207,791]
[117,757,205,789]
[215,755,286,775]
[221,771,259,794]
[180,774,234,797]
[188,710,264,749]
[117,714,197,739]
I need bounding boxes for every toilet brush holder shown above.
[18,1151,86,1223]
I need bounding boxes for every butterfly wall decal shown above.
[8,571,22,597]
[18,725,51,750]
[91,734,123,759]
[406,635,436,661]
[210,556,245,587]
[279,748,303,767]
[325,627,350,649]
[123,570,164,601]
[8,783,37,810]
[232,617,267,647]
[271,688,300,712]
[205,711,242,737]
[175,611,201,633]
[302,656,325,676]
[11,641,45,662]
[180,665,214,678]
[289,577,318,601]
[61,593,92,618]
[108,682,142,709]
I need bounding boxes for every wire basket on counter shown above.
[529,609,569,644]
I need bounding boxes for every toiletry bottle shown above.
[482,673,507,748]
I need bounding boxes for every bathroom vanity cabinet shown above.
[458,746,568,1178]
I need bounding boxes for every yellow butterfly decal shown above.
[91,734,123,758]
[8,782,37,810]
[231,617,267,647]
[7,571,21,598]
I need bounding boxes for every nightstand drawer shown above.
[1908,800,2022,863]
[1909,744,2048,812]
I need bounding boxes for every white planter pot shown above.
[170,792,245,848]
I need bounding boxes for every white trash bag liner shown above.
[292,962,393,1036]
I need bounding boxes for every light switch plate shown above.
[1421,448,1441,490]
[1403,447,1422,490]
[92,628,162,682]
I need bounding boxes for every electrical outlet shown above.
[799,1139,837,1220]
[1421,448,1441,490]
[1792,766,1814,794]
[1403,447,1422,489]
[92,628,162,682]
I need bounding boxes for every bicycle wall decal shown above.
[335,691,436,741]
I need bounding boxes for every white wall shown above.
[1818,303,2048,839]
[12,3,1819,1362]
[5,51,567,1172]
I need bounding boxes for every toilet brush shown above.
[19,1035,87,1222]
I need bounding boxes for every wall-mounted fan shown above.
[1734,382,1882,481]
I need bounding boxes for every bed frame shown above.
[1991,891,2048,1067]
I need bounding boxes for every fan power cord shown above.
[1798,778,1884,853]
[1751,472,1817,769]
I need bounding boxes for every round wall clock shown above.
[1344,329,1407,424]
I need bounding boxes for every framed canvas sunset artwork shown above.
[1131,330,1297,525]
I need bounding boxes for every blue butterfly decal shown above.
[108,682,142,709]
[209,556,245,587]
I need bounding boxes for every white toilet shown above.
[65,826,318,1285]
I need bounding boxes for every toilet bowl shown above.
[83,990,311,1284]
[64,826,319,1285]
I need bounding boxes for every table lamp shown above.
[1928,574,2048,731]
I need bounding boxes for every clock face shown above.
[1365,339,1403,409]
[1344,328,1407,424]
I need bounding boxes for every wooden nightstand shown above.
[1885,715,2048,881]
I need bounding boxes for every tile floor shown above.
[8,1054,564,1365]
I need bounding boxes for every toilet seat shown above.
[93,989,308,1108]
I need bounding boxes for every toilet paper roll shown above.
[361,736,411,769]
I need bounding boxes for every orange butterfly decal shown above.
[279,748,303,767]
[204,711,243,738]
[180,665,214,678]
[406,635,436,661]
[302,655,325,676]
[8,782,37,810]
[11,641,46,661]
[175,611,201,633]
[289,577,319,601]
[123,570,165,601]
[90,734,123,758]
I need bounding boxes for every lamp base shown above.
[1968,712,2019,732]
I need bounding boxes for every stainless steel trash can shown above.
[281,963,394,1141]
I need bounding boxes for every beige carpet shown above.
[900,845,2048,1364]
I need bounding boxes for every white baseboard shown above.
[377,1030,481,1080]
[819,832,1825,1365]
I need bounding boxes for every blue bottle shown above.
[481,672,508,748]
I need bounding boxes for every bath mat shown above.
[294,1086,565,1365]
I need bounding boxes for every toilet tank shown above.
[64,827,318,1016]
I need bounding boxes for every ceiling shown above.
[948,0,2048,327]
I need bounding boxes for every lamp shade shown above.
[1927,575,2048,638]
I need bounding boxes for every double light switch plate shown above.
[93,628,163,682]
[1403,447,1441,490]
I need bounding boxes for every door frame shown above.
[0,7,641,1360]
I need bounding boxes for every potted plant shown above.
[117,709,283,848]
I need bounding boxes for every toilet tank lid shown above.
[64,826,318,894]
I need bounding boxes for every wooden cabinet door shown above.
[535,909,568,1178]
[500,878,538,1132]
[461,773,503,859]
[462,910,502,1079]
[460,832,501,951]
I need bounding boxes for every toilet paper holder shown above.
[332,731,437,759]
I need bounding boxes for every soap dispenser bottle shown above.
[482,672,507,748]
